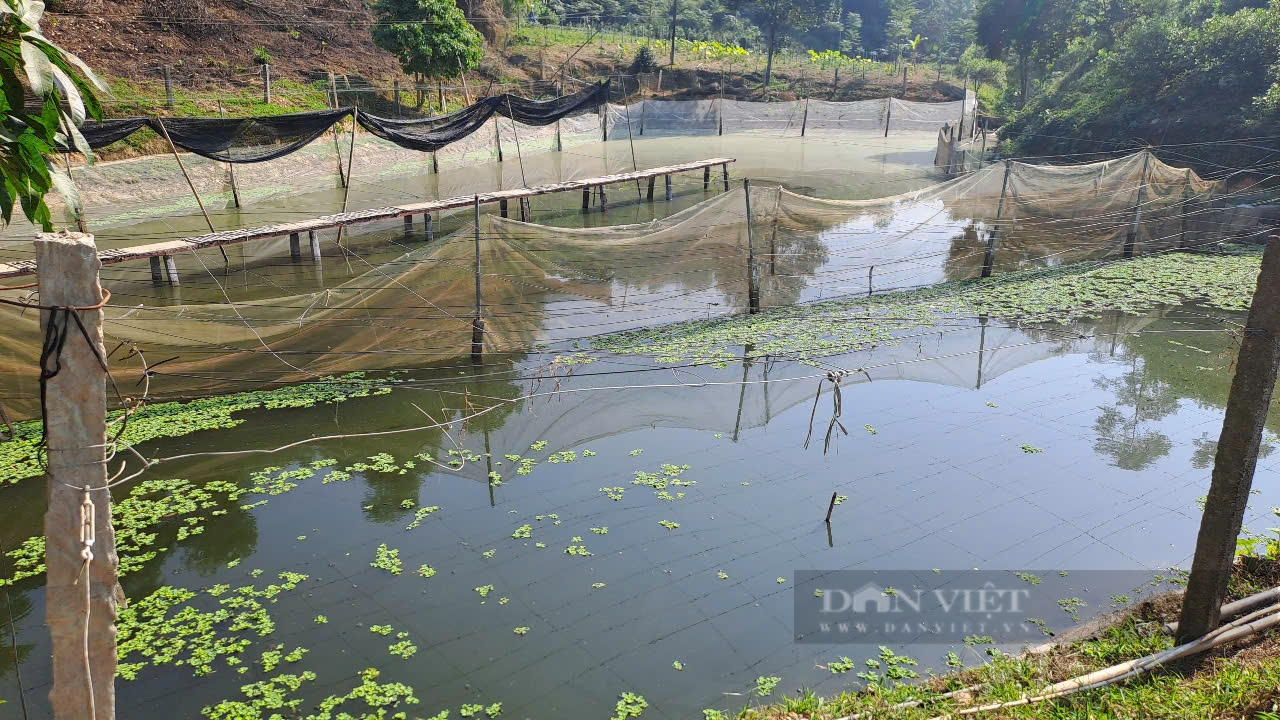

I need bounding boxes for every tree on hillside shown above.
[0,0,106,229]
[957,42,1004,95]
[729,0,827,91]
[884,0,917,55]
[840,11,864,55]
[372,0,485,110]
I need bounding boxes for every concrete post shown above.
[36,231,121,720]
[1178,237,1280,643]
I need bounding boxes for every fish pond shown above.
[2,250,1279,719]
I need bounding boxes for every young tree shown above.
[372,0,485,110]
[729,0,827,91]
[957,42,1004,94]
[0,0,105,229]
[840,12,864,56]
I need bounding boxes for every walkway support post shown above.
[37,231,121,720]
[981,159,1013,278]
[308,231,321,262]
[743,178,759,313]
[1177,236,1280,644]
[289,232,301,262]
[471,196,484,360]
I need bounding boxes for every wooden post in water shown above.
[1123,149,1153,258]
[471,196,485,361]
[437,79,445,112]
[981,159,1013,278]
[149,257,163,285]
[582,189,590,213]
[743,178,760,314]
[664,174,672,201]
[1178,236,1280,644]
[800,97,809,137]
[217,102,242,208]
[646,176,656,200]
[162,65,174,110]
[403,215,413,237]
[703,166,710,191]
[722,163,729,192]
[868,265,874,296]
[263,63,271,104]
[288,232,301,262]
[37,231,121,720]
[308,231,321,262]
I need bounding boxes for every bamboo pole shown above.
[1122,149,1152,258]
[329,72,347,188]
[335,107,359,246]
[458,59,473,104]
[981,159,1013,278]
[471,195,484,360]
[156,120,215,234]
[743,178,759,313]
[37,231,120,720]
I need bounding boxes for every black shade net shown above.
[355,82,608,152]
[60,82,609,162]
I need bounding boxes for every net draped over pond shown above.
[0,149,1232,406]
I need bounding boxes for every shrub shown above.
[631,45,658,74]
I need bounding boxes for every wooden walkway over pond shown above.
[0,157,736,282]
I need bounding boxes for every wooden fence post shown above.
[263,63,271,104]
[801,97,809,137]
[1177,236,1280,644]
[393,79,401,117]
[884,99,892,137]
[37,231,120,720]
[162,65,174,110]
[981,159,1013,278]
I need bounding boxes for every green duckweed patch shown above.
[593,250,1263,363]
[0,372,394,487]
[116,572,308,680]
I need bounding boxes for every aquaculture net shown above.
[0,150,1228,401]
[60,83,611,161]
[605,92,975,139]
